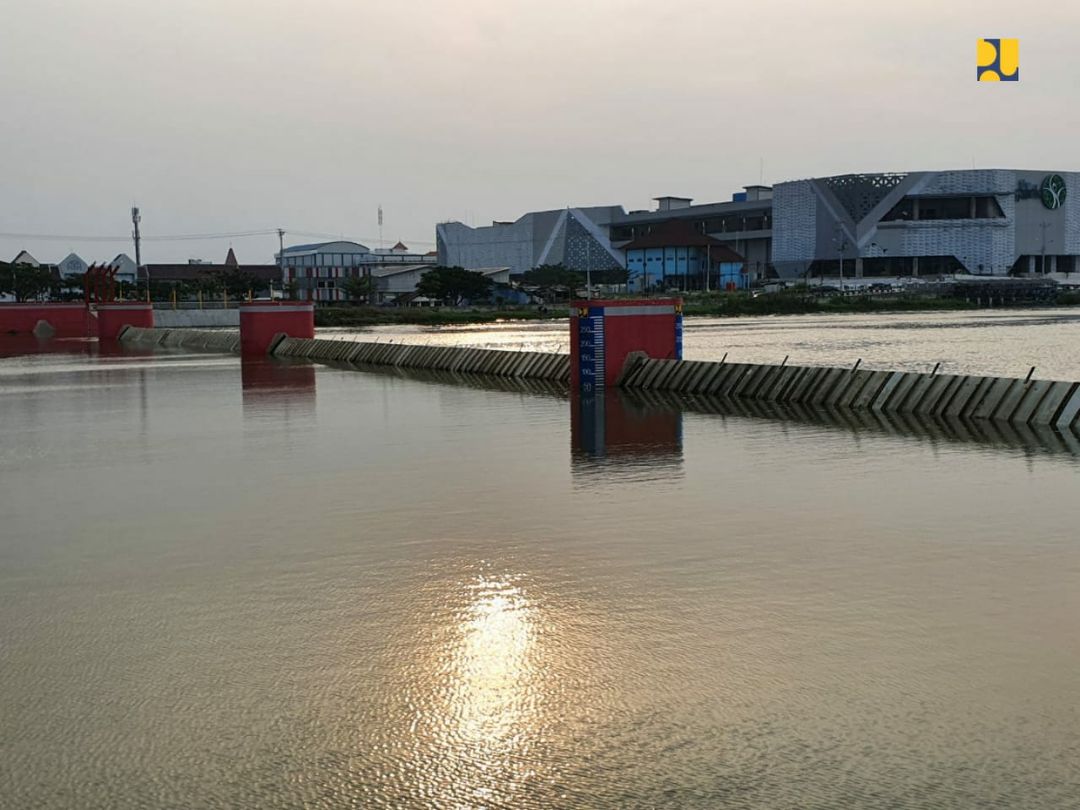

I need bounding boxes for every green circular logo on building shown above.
[1041,174,1066,209]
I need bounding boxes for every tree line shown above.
[0,263,272,303]
[2,261,630,306]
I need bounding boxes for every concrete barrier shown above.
[117,326,1079,429]
[267,336,571,382]
[623,388,1080,458]
[119,326,242,353]
[613,354,1080,429]
[153,309,240,328]
[0,303,91,338]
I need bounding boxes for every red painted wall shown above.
[239,302,315,356]
[570,299,682,388]
[0,303,91,338]
[97,303,154,340]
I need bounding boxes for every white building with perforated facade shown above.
[772,170,1080,279]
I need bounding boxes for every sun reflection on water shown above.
[450,578,537,749]
[409,572,547,806]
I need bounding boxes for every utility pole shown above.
[132,206,144,299]
[378,205,384,251]
[277,228,285,299]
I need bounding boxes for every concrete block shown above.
[910,374,954,414]
[832,369,875,408]
[851,370,892,409]
[531,353,554,379]
[739,364,776,398]
[451,348,476,373]
[783,367,819,402]
[955,376,998,419]
[868,373,911,412]
[615,352,648,387]
[729,364,764,398]
[513,354,533,377]
[632,358,661,388]
[684,361,711,391]
[1053,385,1080,429]
[1032,381,1077,426]
[806,368,845,405]
[724,364,759,398]
[893,373,932,412]
[692,362,727,395]
[1010,380,1053,424]
[650,360,682,389]
[820,370,856,408]
[744,365,783,399]
[703,363,739,396]
[555,355,570,381]
[784,366,822,404]
[666,361,695,391]
[682,361,713,394]
[930,375,970,416]
[759,365,797,401]
[993,379,1036,422]
[764,364,799,399]
[496,351,518,376]
[969,378,1017,420]
[778,366,815,402]
[942,376,983,419]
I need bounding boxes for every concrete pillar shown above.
[96,303,154,340]
[239,302,315,356]
[571,298,682,391]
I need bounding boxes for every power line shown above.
[0,227,436,246]
[0,229,277,243]
[287,229,435,246]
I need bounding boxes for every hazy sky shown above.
[2,0,1078,264]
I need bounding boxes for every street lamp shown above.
[833,226,847,292]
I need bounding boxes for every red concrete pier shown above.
[96,303,154,340]
[238,302,315,356]
[569,298,683,390]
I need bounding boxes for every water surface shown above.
[2,339,1079,808]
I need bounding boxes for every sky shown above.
[2,0,1078,265]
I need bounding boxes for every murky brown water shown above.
[2,335,1079,808]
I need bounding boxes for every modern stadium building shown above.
[436,169,1080,289]
[771,169,1079,280]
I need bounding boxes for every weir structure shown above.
[115,289,1080,432]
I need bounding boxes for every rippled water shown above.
[2,337,1080,808]
[323,307,1080,380]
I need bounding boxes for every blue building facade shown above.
[622,222,745,292]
